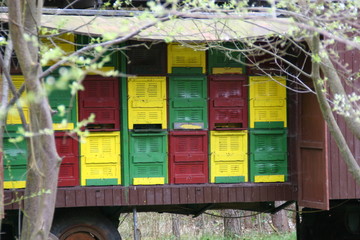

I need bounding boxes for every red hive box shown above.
[208,75,248,130]
[169,131,208,184]
[78,76,120,131]
[55,132,79,187]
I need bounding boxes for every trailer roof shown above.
[0,8,292,41]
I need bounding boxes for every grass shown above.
[122,232,296,240]
[118,211,297,240]
[240,232,296,240]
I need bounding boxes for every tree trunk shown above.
[172,214,180,239]
[20,99,61,240]
[223,209,241,239]
[271,201,290,233]
[8,1,61,239]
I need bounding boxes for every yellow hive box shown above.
[212,67,243,74]
[4,181,26,189]
[128,76,167,129]
[82,66,115,74]
[6,76,30,125]
[167,43,206,73]
[210,131,248,183]
[80,132,121,186]
[133,177,165,185]
[254,175,285,183]
[249,76,287,128]
[42,33,75,66]
[52,123,75,131]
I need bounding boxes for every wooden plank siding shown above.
[344,45,356,199]
[328,43,360,200]
[353,48,360,198]
[4,183,296,210]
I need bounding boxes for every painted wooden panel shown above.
[209,75,248,130]
[169,131,208,184]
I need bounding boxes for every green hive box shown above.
[48,84,77,130]
[76,35,119,68]
[249,129,288,182]
[169,75,208,130]
[3,133,27,182]
[128,131,168,185]
[44,67,77,130]
[208,42,246,74]
[49,87,77,127]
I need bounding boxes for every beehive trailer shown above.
[1,6,360,240]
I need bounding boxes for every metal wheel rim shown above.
[59,225,106,240]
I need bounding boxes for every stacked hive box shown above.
[47,70,77,131]
[76,35,122,186]
[42,33,75,67]
[80,132,121,185]
[76,35,119,71]
[6,76,30,131]
[47,68,79,186]
[167,43,206,75]
[127,41,167,75]
[4,76,29,188]
[209,131,248,183]
[42,33,76,131]
[4,66,80,188]
[43,33,78,186]
[168,131,208,184]
[3,133,27,189]
[127,77,168,185]
[127,76,167,130]
[44,35,79,187]
[169,75,208,130]
[55,132,79,186]
[129,132,168,185]
[78,75,121,186]
[208,43,249,183]
[3,37,290,188]
[249,76,288,182]
[126,41,168,185]
[78,76,120,130]
[207,43,246,75]
[167,43,209,184]
[208,75,248,130]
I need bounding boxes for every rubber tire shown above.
[51,211,121,240]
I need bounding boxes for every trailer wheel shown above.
[51,212,121,240]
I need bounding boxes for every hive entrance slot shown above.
[86,124,116,130]
[133,124,162,130]
[214,123,243,129]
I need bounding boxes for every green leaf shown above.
[312,54,321,63]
